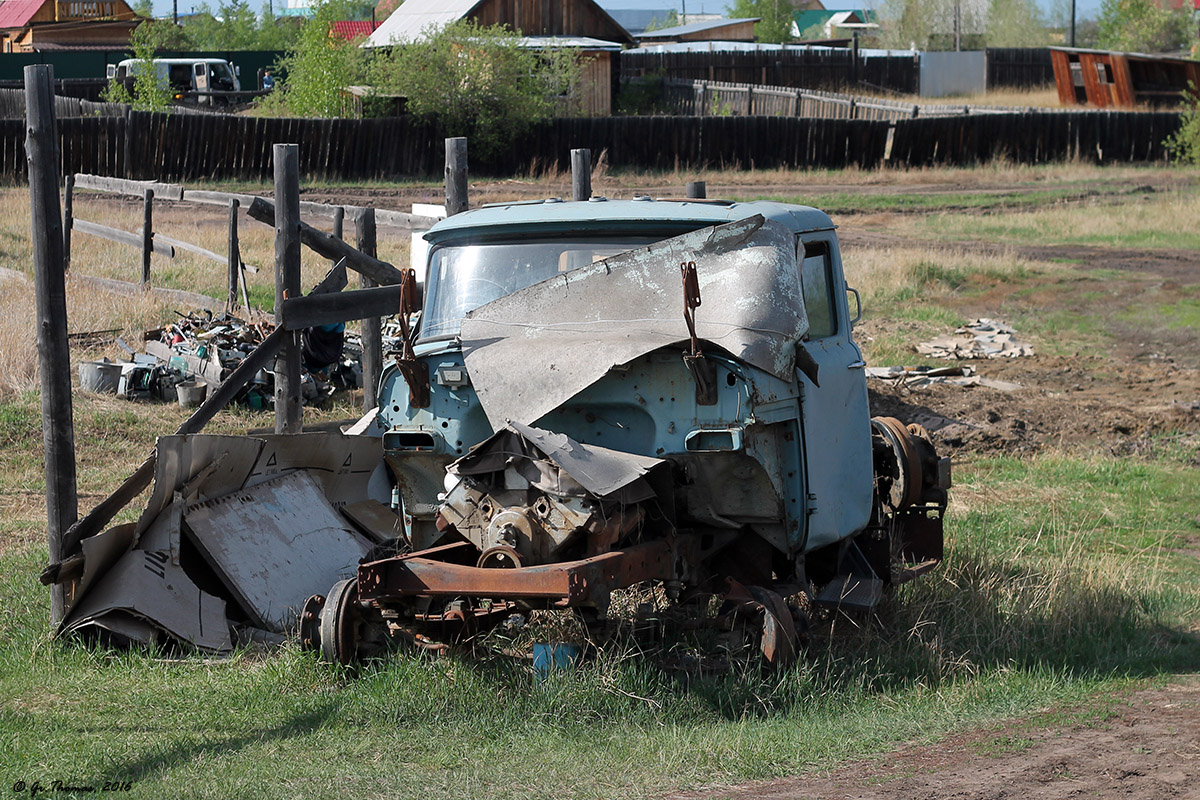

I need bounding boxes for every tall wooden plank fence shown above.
[0,109,1181,181]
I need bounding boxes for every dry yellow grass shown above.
[841,244,1046,301]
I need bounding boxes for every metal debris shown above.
[916,318,1035,360]
[866,365,1023,391]
[55,430,388,649]
[86,309,368,408]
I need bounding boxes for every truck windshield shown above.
[421,237,658,340]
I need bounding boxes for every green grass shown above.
[2,443,1197,798]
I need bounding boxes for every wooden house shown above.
[634,18,760,45]
[364,0,633,116]
[0,0,144,52]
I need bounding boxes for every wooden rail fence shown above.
[660,79,1042,120]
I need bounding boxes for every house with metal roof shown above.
[791,9,876,41]
[634,17,760,44]
[0,0,144,52]
[365,0,633,47]
[363,0,632,116]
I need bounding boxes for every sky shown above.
[145,0,1107,29]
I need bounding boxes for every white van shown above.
[106,58,241,105]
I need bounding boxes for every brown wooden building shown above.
[634,18,759,45]
[0,0,143,52]
[364,0,633,116]
[1050,46,1200,108]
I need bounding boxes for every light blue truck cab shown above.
[308,197,950,665]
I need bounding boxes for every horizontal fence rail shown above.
[0,107,1180,180]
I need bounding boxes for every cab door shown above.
[192,62,210,105]
[794,230,874,553]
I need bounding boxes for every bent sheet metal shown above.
[459,215,808,429]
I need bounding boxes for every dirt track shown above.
[669,677,1200,800]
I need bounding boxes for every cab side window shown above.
[800,239,837,339]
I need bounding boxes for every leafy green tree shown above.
[725,0,795,43]
[875,0,934,49]
[371,19,584,157]
[644,10,680,31]
[1097,0,1193,53]
[181,1,301,50]
[985,0,1048,47]
[102,21,179,111]
[1165,84,1200,164]
[264,0,366,117]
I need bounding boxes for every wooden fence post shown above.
[445,137,468,216]
[356,207,381,411]
[63,173,73,273]
[26,64,77,626]
[571,148,591,201]
[274,143,302,434]
[141,188,153,285]
[331,205,344,266]
[686,180,706,199]
[227,198,239,309]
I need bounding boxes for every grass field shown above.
[2,163,1199,798]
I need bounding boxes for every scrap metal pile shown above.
[80,310,370,408]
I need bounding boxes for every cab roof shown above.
[423,197,835,244]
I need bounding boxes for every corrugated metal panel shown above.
[919,50,986,98]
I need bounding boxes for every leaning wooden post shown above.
[141,188,153,285]
[571,148,591,201]
[356,207,381,411]
[445,137,468,216]
[686,180,707,199]
[226,198,240,310]
[273,144,302,434]
[26,64,77,626]
[331,205,344,266]
[63,173,73,273]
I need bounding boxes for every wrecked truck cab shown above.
[310,198,949,666]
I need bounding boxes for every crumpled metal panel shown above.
[459,215,807,429]
[449,420,665,503]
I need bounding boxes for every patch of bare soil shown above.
[866,353,1200,460]
[667,677,1200,800]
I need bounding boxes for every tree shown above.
[181,1,302,50]
[264,0,366,117]
[1165,85,1200,164]
[102,21,180,111]
[1097,0,1193,53]
[985,0,1048,47]
[371,20,584,157]
[725,0,795,43]
[644,10,680,32]
[875,0,935,49]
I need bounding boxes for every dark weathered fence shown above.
[619,49,921,95]
[985,48,1055,89]
[661,79,1040,120]
[0,109,1180,180]
[889,111,1181,165]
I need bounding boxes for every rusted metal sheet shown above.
[357,540,674,605]
[184,470,373,631]
[459,215,807,428]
